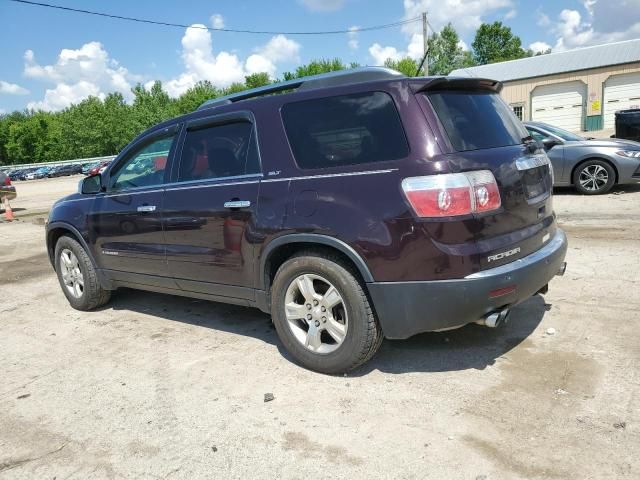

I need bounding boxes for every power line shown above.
[7,0,422,35]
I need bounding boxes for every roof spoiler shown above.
[415,77,503,94]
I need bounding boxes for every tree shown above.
[245,72,270,90]
[472,21,527,65]
[282,58,349,80]
[428,23,476,75]
[384,57,420,77]
[174,81,219,114]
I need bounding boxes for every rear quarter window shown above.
[281,91,409,169]
[427,91,528,152]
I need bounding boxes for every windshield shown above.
[426,91,529,152]
[538,124,584,141]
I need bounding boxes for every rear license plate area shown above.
[523,165,551,200]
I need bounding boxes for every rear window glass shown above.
[427,91,528,152]
[281,91,409,169]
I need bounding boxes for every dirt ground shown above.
[0,176,639,479]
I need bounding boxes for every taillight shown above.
[402,171,501,218]
[3,176,10,186]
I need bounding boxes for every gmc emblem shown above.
[487,247,521,263]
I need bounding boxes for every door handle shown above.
[224,200,251,209]
[137,205,156,212]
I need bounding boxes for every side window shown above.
[281,91,409,169]
[528,129,547,142]
[178,121,260,182]
[110,134,176,191]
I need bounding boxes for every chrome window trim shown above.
[261,168,397,183]
[104,186,165,198]
[166,178,261,192]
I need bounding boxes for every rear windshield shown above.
[426,91,528,152]
[281,91,409,169]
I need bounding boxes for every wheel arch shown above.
[46,222,96,271]
[258,234,374,293]
[571,157,619,185]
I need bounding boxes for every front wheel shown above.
[54,235,111,311]
[270,252,383,374]
[573,160,615,195]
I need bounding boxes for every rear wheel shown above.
[573,159,615,195]
[54,235,111,311]
[270,252,382,374]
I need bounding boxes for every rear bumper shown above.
[367,228,568,339]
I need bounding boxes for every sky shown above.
[1,0,639,113]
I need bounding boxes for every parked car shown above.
[0,170,17,203]
[11,167,37,181]
[87,160,112,177]
[524,121,640,194]
[82,162,99,175]
[25,166,51,180]
[614,109,640,142]
[48,163,82,177]
[46,68,568,373]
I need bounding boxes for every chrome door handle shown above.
[137,205,156,212]
[224,200,251,209]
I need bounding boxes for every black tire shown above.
[54,235,111,311]
[573,159,615,195]
[270,251,383,374]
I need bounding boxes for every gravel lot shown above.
[1,176,639,479]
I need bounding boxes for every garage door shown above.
[532,82,585,132]
[604,72,640,129]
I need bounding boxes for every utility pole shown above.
[422,12,428,75]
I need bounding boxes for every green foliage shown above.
[472,21,527,65]
[428,23,476,75]
[282,58,350,81]
[245,72,271,90]
[174,81,219,115]
[384,57,420,77]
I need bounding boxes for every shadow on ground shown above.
[106,288,547,376]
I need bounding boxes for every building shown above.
[449,39,640,133]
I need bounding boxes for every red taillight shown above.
[3,176,10,186]
[402,171,501,218]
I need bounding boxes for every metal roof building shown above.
[450,39,640,133]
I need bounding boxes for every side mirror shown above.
[81,174,103,194]
[542,138,562,151]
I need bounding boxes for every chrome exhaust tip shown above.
[557,262,567,276]
[479,308,510,328]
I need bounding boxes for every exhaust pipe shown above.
[477,308,510,328]
[557,262,567,276]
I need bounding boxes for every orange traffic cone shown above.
[2,197,14,221]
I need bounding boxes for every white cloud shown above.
[299,0,345,12]
[0,80,29,95]
[210,14,224,29]
[529,41,551,53]
[165,25,301,96]
[369,0,514,65]
[348,26,359,51]
[24,41,138,110]
[28,81,102,111]
[546,0,640,51]
[504,9,517,20]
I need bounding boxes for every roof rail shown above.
[197,66,405,111]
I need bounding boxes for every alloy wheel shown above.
[284,274,348,354]
[59,248,84,298]
[579,164,609,192]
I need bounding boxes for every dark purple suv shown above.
[46,67,567,373]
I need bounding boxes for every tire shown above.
[54,235,111,311]
[573,159,615,195]
[270,251,383,374]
